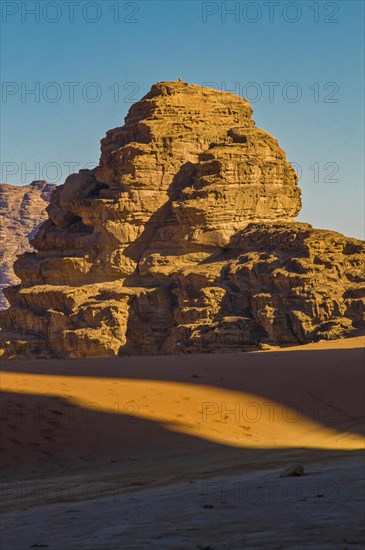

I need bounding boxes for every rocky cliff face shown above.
[1,81,363,358]
[0,181,55,310]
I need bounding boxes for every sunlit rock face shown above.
[1,81,364,358]
[0,181,55,310]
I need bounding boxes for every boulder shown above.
[1,81,364,358]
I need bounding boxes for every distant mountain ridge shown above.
[0,181,55,309]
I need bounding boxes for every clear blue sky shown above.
[1,0,364,238]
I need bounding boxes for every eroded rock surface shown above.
[1,82,363,358]
[0,181,55,310]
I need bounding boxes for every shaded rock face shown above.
[0,81,364,358]
[0,181,55,310]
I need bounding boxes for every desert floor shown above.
[0,336,364,549]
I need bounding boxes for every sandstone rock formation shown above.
[1,81,364,358]
[0,181,55,310]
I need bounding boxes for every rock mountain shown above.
[0,181,55,310]
[1,81,364,358]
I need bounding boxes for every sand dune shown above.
[0,336,364,548]
[1,369,363,452]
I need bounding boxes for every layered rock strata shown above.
[1,82,363,358]
[0,181,55,310]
